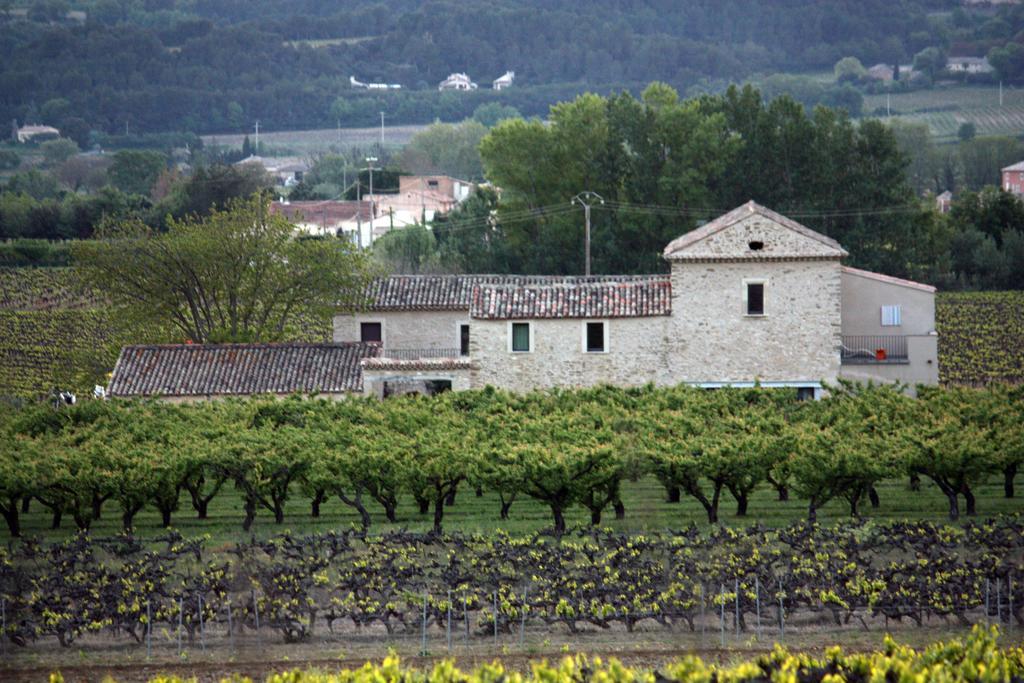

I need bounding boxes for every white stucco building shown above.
[335,202,940,398]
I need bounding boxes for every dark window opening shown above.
[360,322,382,343]
[748,240,764,251]
[796,387,816,401]
[428,180,439,188]
[383,379,452,398]
[460,324,470,356]
[585,322,606,352]
[746,283,765,315]
[511,322,530,352]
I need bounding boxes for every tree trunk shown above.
[551,505,566,536]
[21,497,30,514]
[727,485,749,517]
[947,493,959,521]
[51,507,62,530]
[961,484,976,516]
[159,505,173,528]
[613,498,625,520]
[369,491,398,523]
[311,489,326,518]
[909,473,921,491]
[590,508,601,525]
[416,496,430,515]
[708,482,723,524]
[445,486,457,507]
[2,500,20,537]
[122,503,144,533]
[432,495,445,533]
[808,499,819,523]
[72,508,91,531]
[338,490,371,532]
[665,485,681,503]
[1005,464,1017,499]
[273,499,285,524]
[499,492,515,519]
[242,497,256,531]
[849,489,862,517]
[475,486,483,497]
[766,474,788,501]
[91,493,105,521]
[869,486,880,509]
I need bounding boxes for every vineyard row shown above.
[2,519,1023,648]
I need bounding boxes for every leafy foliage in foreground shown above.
[5,520,1024,648]
[96,627,1024,682]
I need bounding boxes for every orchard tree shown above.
[73,194,376,343]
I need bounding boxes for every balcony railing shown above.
[382,348,464,360]
[840,335,908,364]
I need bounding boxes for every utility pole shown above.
[366,156,378,246]
[572,191,604,276]
[379,111,385,150]
[254,120,260,154]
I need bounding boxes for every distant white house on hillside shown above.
[866,64,895,82]
[14,124,61,143]
[439,73,477,91]
[946,56,994,74]
[493,71,515,90]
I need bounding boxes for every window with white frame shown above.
[582,321,608,353]
[743,279,766,316]
[509,322,532,353]
[881,305,902,327]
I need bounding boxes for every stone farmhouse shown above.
[108,202,939,400]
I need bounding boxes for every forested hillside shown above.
[1,0,954,135]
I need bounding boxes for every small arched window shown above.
[748,240,764,251]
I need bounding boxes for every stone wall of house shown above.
[468,316,676,391]
[665,259,842,384]
[672,213,842,260]
[333,311,469,350]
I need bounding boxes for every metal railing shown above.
[840,335,908,364]
[382,348,464,360]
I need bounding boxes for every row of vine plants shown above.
[56,626,1024,683]
[2,519,1022,647]
[1,382,1022,536]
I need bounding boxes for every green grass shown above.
[8,475,1019,546]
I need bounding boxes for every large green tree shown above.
[72,194,375,343]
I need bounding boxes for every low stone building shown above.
[336,202,939,397]
[108,343,380,401]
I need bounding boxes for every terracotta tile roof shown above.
[841,266,936,293]
[361,357,475,371]
[663,200,847,260]
[271,200,374,226]
[470,277,672,320]
[108,342,381,398]
[365,274,664,311]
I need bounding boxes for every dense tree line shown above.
[1,382,1021,537]
[1,1,953,136]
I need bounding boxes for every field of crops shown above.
[863,85,1024,141]
[936,291,1024,385]
[201,124,428,156]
